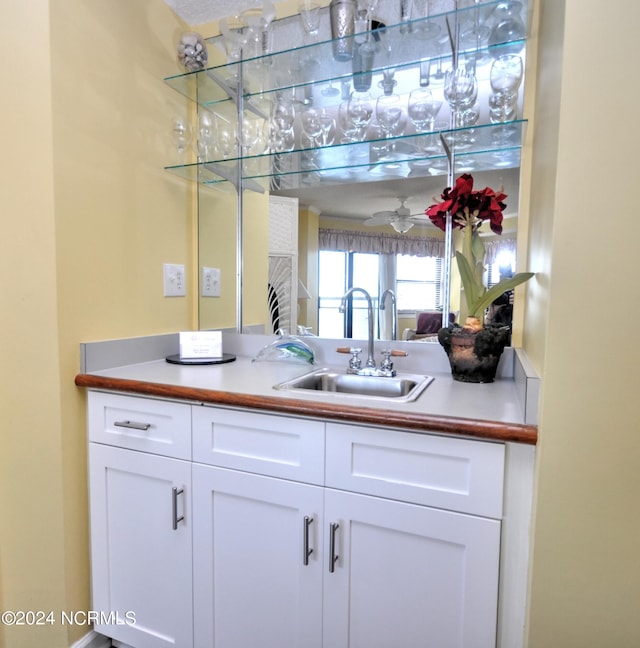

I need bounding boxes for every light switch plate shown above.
[163,263,186,297]
[202,267,221,297]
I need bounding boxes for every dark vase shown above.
[438,323,511,383]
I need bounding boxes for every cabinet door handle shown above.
[303,515,314,566]
[113,420,151,431]
[172,487,184,530]
[329,522,340,573]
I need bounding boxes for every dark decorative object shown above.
[438,323,511,383]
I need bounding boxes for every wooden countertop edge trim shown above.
[75,374,538,445]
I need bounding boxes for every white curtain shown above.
[483,237,517,264]
[318,229,445,258]
[319,228,517,265]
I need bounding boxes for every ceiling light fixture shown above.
[390,218,414,234]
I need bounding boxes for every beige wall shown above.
[525,1,640,646]
[1,1,192,646]
[3,1,640,647]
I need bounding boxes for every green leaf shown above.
[469,272,534,318]
[455,251,483,312]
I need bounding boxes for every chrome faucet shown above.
[339,287,376,371]
[379,289,397,341]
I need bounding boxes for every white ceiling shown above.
[163,0,278,26]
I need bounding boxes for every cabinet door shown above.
[193,464,323,648]
[89,444,192,648]
[323,489,501,648]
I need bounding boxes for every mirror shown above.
[194,0,527,341]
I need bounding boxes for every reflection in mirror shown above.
[193,0,527,340]
[267,167,519,341]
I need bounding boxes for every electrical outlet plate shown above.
[202,267,221,297]
[163,263,186,297]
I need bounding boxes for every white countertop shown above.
[76,332,539,443]
[86,354,528,426]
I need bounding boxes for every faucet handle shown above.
[380,350,394,372]
[347,348,362,371]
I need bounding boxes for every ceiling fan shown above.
[363,197,430,234]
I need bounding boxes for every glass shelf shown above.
[164,0,527,109]
[164,0,529,190]
[165,120,525,191]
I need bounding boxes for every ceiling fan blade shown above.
[370,209,397,220]
[365,212,396,225]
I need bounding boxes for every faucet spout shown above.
[339,287,376,369]
[379,289,397,341]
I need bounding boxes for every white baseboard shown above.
[71,630,112,648]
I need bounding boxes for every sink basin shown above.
[274,369,434,403]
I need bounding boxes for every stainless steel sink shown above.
[274,369,434,403]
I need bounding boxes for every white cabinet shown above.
[323,423,504,648]
[87,392,507,648]
[192,465,324,648]
[88,444,192,648]
[87,393,193,648]
[323,489,500,648]
[192,406,325,648]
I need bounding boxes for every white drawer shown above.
[88,391,191,460]
[192,406,325,485]
[326,423,505,518]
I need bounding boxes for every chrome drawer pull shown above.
[303,515,314,566]
[113,420,151,431]
[172,487,184,530]
[329,522,340,573]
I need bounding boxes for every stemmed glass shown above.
[407,88,442,133]
[347,91,374,140]
[300,108,323,147]
[238,117,263,156]
[338,101,360,143]
[298,0,321,42]
[444,67,477,128]
[269,95,296,153]
[375,93,405,161]
[171,116,193,164]
[489,54,523,123]
[319,109,336,145]
[196,111,214,162]
[214,113,237,160]
[375,93,404,153]
[411,0,441,40]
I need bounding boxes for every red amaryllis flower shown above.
[425,173,506,235]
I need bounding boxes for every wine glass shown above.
[239,117,263,156]
[347,91,374,139]
[319,109,336,146]
[321,80,340,98]
[171,116,193,163]
[407,88,442,133]
[410,0,441,40]
[272,95,296,132]
[489,55,523,123]
[300,108,323,147]
[196,111,214,161]
[298,0,321,41]
[488,0,526,54]
[214,113,237,160]
[375,93,404,138]
[338,101,360,143]
[444,67,477,128]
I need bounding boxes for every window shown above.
[396,255,442,312]
[318,251,379,338]
[318,251,443,337]
[486,251,516,287]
